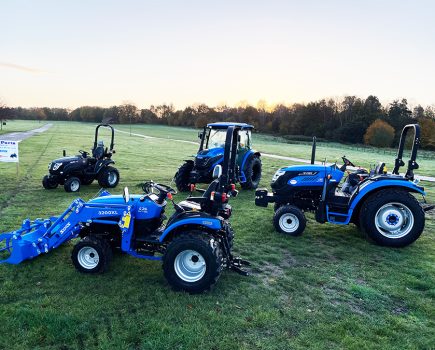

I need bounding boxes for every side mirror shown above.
[123,187,130,203]
[198,131,204,139]
[212,165,222,179]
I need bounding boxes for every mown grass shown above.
[0,121,434,350]
[0,119,45,135]
[115,123,435,177]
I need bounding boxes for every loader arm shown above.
[0,199,131,265]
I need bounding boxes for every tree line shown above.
[2,96,435,149]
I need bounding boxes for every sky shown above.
[1,0,434,109]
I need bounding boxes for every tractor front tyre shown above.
[359,189,425,247]
[175,162,193,192]
[241,156,262,190]
[98,166,120,188]
[273,205,306,236]
[163,231,222,293]
[42,175,58,189]
[71,236,112,274]
[64,177,81,192]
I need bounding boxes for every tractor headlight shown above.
[271,169,286,183]
[52,162,62,171]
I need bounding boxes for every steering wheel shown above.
[342,156,355,167]
[142,181,177,195]
[79,150,88,158]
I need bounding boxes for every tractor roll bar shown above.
[94,124,115,151]
[311,136,317,165]
[198,126,207,152]
[392,124,420,180]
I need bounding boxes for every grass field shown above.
[0,121,434,350]
[0,119,46,136]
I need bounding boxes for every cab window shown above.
[239,130,251,149]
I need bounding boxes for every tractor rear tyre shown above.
[71,236,112,273]
[359,189,425,247]
[98,166,120,188]
[241,156,262,190]
[273,205,306,236]
[64,177,81,192]
[163,231,222,293]
[42,175,58,189]
[175,162,193,192]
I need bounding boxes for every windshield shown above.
[206,129,227,149]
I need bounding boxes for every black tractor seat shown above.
[179,179,220,212]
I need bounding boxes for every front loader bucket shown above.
[0,218,57,264]
[0,199,84,265]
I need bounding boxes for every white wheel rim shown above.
[374,202,414,239]
[279,213,300,233]
[174,249,206,283]
[70,180,80,192]
[107,172,117,186]
[77,247,100,269]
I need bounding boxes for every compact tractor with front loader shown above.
[1,126,249,293]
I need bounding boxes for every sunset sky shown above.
[1,0,434,109]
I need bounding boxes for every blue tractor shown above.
[174,122,262,192]
[255,124,433,247]
[1,126,249,293]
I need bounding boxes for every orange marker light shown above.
[210,191,215,200]
[222,193,227,202]
[190,184,195,192]
[231,184,236,191]
[167,193,173,200]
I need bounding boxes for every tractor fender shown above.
[241,151,261,171]
[95,159,115,174]
[183,159,195,165]
[349,180,426,220]
[159,217,222,243]
[238,150,261,182]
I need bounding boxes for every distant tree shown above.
[420,118,435,150]
[364,119,395,147]
[118,103,139,124]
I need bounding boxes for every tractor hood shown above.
[48,156,82,173]
[196,147,224,158]
[271,164,344,190]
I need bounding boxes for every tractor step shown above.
[135,228,165,244]
[135,235,161,244]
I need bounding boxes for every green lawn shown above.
[0,119,45,135]
[0,121,434,350]
[115,124,435,177]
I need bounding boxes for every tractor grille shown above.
[300,176,319,182]
[194,158,209,169]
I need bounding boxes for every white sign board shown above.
[0,140,19,163]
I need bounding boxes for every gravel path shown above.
[0,123,53,141]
